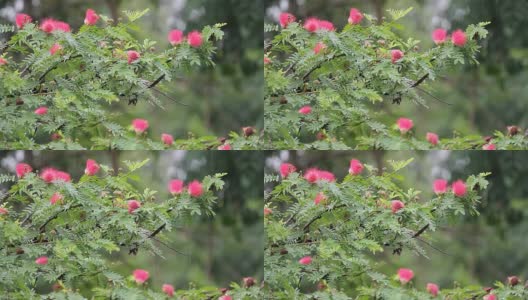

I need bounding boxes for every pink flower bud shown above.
[40,19,70,33]
[433,179,448,195]
[132,269,149,284]
[483,143,496,150]
[127,200,141,214]
[84,159,100,176]
[162,284,174,297]
[0,57,7,65]
[348,8,363,25]
[132,119,149,134]
[264,57,271,64]
[161,133,174,146]
[298,106,312,115]
[432,29,447,44]
[314,192,327,205]
[84,9,99,25]
[397,118,413,133]
[314,42,326,54]
[391,49,404,63]
[218,144,232,150]
[219,296,232,300]
[349,159,363,175]
[49,43,62,55]
[168,179,184,195]
[127,50,140,64]
[299,256,312,265]
[391,200,405,213]
[16,13,32,29]
[317,20,335,31]
[34,107,48,115]
[280,163,296,178]
[35,256,48,265]
[187,31,203,48]
[188,180,203,197]
[16,163,32,178]
[264,207,272,216]
[40,168,71,183]
[426,283,439,297]
[451,29,467,47]
[452,180,467,197]
[304,18,319,32]
[397,268,414,284]
[279,12,296,28]
[50,192,63,205]
[0,207,8,215]
[426,132,439,146]
[168,29,184,45]
[483,294,497,300]
[304,168,335,183]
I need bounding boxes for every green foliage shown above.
[0,10,259,150]
[264,158,527,299]
[264,8,523,149]
[0,160,259,299]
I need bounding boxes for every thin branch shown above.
[410,73,429,88]
[39,204,82,232]
[415,236,453,256]
[148,74,165,88]
[151,237,189,256]
[303,204,347,232]
[412,223,430,238]
[39,54,82,83]
[302,53,346,81]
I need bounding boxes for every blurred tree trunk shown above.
[289,0,298,15]
[371,0,386,24]
[372,151,385,175]
[106,0,122,23]
[23,0,33,15]
[110,151,120,175]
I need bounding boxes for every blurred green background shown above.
[265,0,528,138]
[265,150,528,290]
[0,150,264,292]
[0,0,263,139]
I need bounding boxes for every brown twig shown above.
[39,204,82,233]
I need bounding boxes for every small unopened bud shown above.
[317,282,327,291]
[52,283,63,291]
[377,39,386,46]
[149,47,156,52]
[413,45,419,51]
[316,132,326,140]
[243,127,255,137]
[243,277,255,287]
[16,98,24,105]
[484,136,493,143]
[51,133,62,141]
[508,276,519,286]
[15,248,24,255]
[218,137,227,144]
[219,288,228,295]
[507,126,519,136]
[279,97,288,105]
[279,248,288,255]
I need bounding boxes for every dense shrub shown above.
[264,158,528,299]
[0,9,260,150]
[0,159,262,299]
[264,7,528,150]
